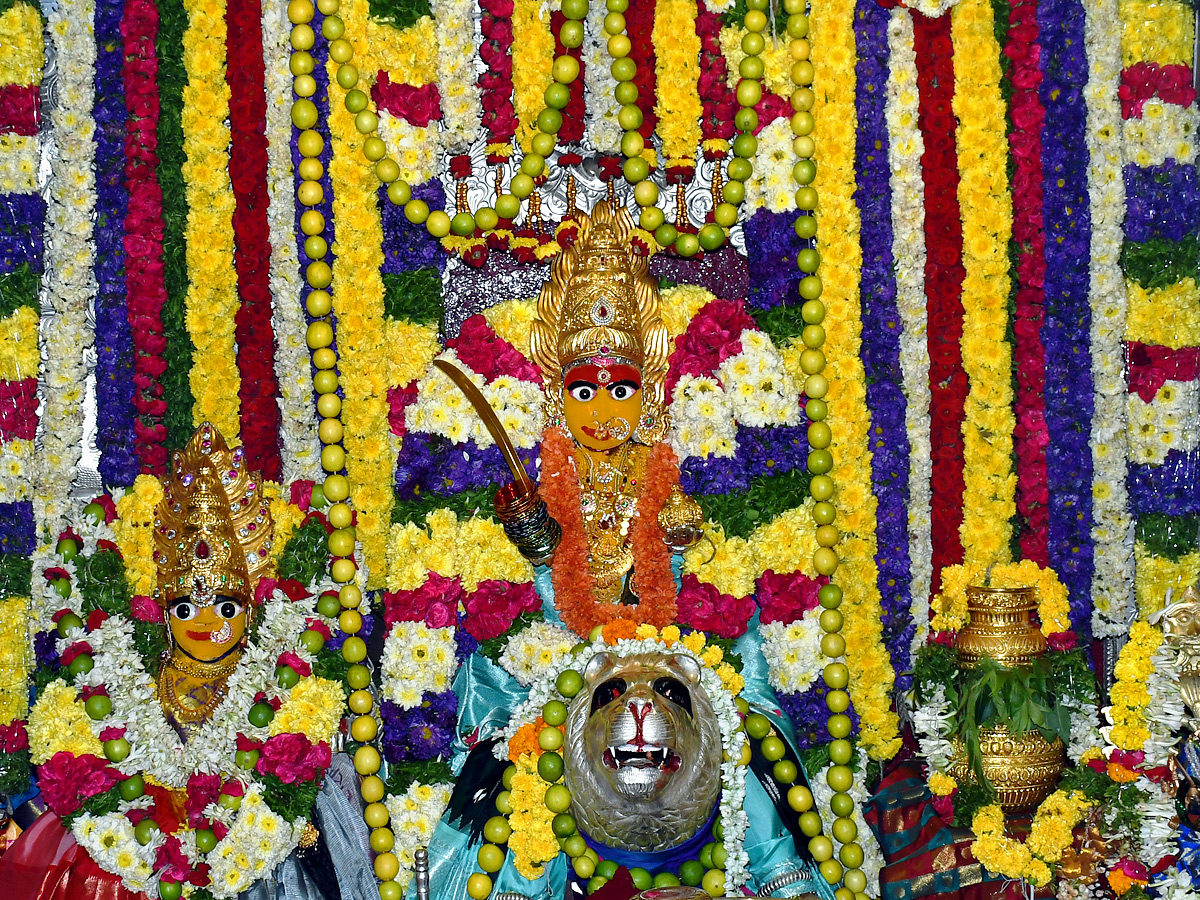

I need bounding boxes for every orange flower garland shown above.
[539,427,678,636]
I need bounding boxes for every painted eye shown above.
[653,677,692,716]
[170,601,197,621]
[590,678,628,715]
[217,599,242,619]
[569,384,596,402]
[609,383,638,401]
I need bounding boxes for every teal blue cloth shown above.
[433,565,835,899]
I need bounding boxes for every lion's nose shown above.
[627,698,652,744]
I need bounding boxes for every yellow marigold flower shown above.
[0,596,29,724]
[28,680,102,764]
[507,753,557,878]
[0,306,40,382]
[270,677,345,744]
[0,4,45,87]
[634,624,659,641]
[928,772,957,797]
[680,631,706,655]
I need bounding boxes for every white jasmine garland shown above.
[1123,99,1198,167]
[406,351,543,449]
[760,612,823,695]
[380,621,459,707]
[1083,0,1132,639]
[386,780,454,892]
[39,0,98,535]
[669,374,738,462]
[263,0,321,484]
[431,0,481,152]
[582,0,621,155]
[498,620,578,686]
[378,113,442,186]
[1127,379,1200,465]
[0,134,37,193]
[886,7,934,659]
[809,754,882,891]
[715,330,802,429]
[909,684,955,773]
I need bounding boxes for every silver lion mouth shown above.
[603,744,682,772]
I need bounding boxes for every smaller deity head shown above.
[563,651,723,852]
[532,202,670,449]
[154,424,275,666]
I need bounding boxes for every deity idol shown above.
[1,425,372,900]
[426,203,834,899]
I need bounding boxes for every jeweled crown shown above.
[153,423,275,607]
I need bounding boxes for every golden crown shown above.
[531,202,670,442]
[153,423,275,607]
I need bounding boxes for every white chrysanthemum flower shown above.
[499,620,579,686]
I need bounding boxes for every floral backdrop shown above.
[0,0,1198,893]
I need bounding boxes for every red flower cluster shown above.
[39,752,121,817]
[625,0,657,157]
[675,574,755,638]
[463,579,540,641]
[184,773,223,827]
[448,315,543,384]
[256,733,331,784]
[756,569,827,625]
[478,0,517,150]
[665,297,756,395]
[131,595,165,623]
[384,570,463,629]
[913,14,967,590]
[276,650,312,677]
[0,379,37,440]
[0,84,38,135]
[695,8,734,156]
[373,74,444,128]
[1004,0,1050,565]
[387,381,419,437]
[1120,62,1197,119]
[227,0,282,482]
[1127,342,1200,402]
[0,720,28,753]
[122,0,170,475]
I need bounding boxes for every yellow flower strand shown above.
[0,597,29,725]
[1106,620,1162,751]
[652,0,702,167]
[970,803,1051,886]
[811,0,898,763]
[28,680,103,763]
[952,0,1016,565]
[371,15,439,86]
[327,0,396,588]
[0,3,44,87]
[1119,0,1194,65]
[0,305,40,382]
[270,676,346,744]
[511,0,554,153]
[508,752,559,878]
[1125,278,1200,350]
[181,0,239,437]
[1133,544,1200,619]
[113,474,165,597]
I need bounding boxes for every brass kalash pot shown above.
[947,585,1065,811]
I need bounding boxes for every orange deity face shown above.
[168,595,248,663]
[563,359,643,453]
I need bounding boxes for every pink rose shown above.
[184,773,222,826]
[1047,631,1077,652]
[155,836,193,883]
[290,480,314,511]
[277,651,312,677]
[0,721,28,752]
[757,570,826,625]
[256,734,331,784]
[676,575,754,638]
[131,596,165,624]
[39,752,121,817]
[463,580,539,641]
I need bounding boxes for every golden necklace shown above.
[577,443,647,605]
[156,652,239,728]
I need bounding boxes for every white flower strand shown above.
[1084,0,1133,639]
[886,7,934,657]
[431,0,481,152]
[582,0,621,155]
[38,0,98,534]
[263,0,322,483]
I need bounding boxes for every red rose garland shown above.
[227,0,282,482]
[0,84,38,134]
[122,0,170,476]
[695,6,734,158]
[372,74,443,127]
[1119,62,1197,118]
[1005,0,1050,565]
[625,0,658,169]
[478,0,517,157]
[913,11,967,590]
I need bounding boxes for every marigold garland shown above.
[0,3,44,86]
[1118,0,1194,65]
[1125,278,1200,349]
[327,0,396,588]
[1105,620,1162,751]
[652,0,702,169]
[539,427,678,637]
[181,0,240,438]
[511,0,554,153]
[113,474,165,597]
[811,0,899,762]
[951,0,1016,565]
[0,596,29,725]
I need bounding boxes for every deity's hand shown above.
[494,480,561,566]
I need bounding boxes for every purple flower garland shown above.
[93,0,139,487]
[395,433,539,499]
[1123,161,1200,243]
[0,195,46,271]
[678,422,808,496]
[1039,0,1094,636]
[851,0,914,685]
[0,501,34,555]
[742,211,804,311]
[379,179,446,276]
[1129,449,1200,515]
